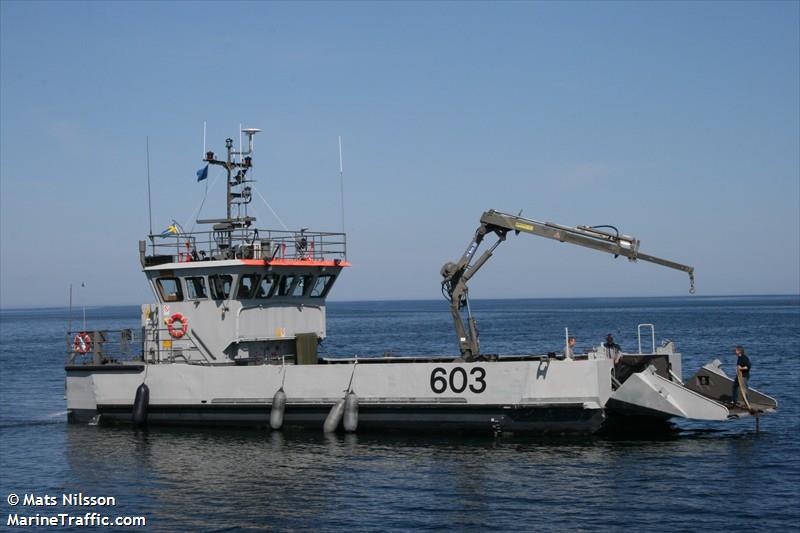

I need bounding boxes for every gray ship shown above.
[65,129,777,434]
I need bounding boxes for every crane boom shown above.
[441,209,696,361]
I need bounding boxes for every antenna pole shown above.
[81,282,86,330]
[68,283,73,334]
[146,137,154,253]
[238,124,243,220]
[226,138,233,220]
[338,135,345,234]
[203,121,207,159]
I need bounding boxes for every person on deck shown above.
[604,334,621,366]
[731,345,752,407]
[565,336,577,359]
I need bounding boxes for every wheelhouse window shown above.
[291,275,314,297]
[156,277,183,302]
[275,275,296,297]
[237,274,259,299]
[209,274,233,300]
[269,274,332,298]
[185,277,207,300]
[310,275,336,298]
[256,274,277,299]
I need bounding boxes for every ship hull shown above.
[66,357,612,435]
[88,403,604,434]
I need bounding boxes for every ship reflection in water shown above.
[64,423,780,532]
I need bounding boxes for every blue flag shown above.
[196,164,209,182]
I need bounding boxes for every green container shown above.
[295,333,319,365]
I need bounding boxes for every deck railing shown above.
[143,228,346,266]
[67,328,211,365]
[66,329,143,364]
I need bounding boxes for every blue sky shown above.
[1,1,798,308]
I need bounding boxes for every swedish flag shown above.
[158,225,179,238]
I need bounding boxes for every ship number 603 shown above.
[430,367,486,394]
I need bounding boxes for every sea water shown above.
[1,296,798,531]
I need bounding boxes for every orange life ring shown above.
[73,332,92,354]
[166,313,188,338]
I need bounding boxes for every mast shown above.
[138,126,348,268]
[197,128,261,236]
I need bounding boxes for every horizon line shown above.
[1,292,798,312]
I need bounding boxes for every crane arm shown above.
[441,209,696,361]
[480,210,695,287]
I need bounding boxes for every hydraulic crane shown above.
[440,209,696,361]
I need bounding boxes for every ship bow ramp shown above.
[608,365,729,420]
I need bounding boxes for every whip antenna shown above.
[338,135,345,233]
[68,283,73,336]
[146,136,153,252]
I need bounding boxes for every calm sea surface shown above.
[1,296,798,532]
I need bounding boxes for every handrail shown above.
[66,328,141,364]
[68,327,210,365]
[637,324,656,354]
[143,227,347,266]
[189,329,216,361]
[144,326,211,364]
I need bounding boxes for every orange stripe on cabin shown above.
[240,259,351,267]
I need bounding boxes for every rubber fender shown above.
[132,383,149,427]
[343,392,359,432]
[323,399,345,433]
[270,388,286,430]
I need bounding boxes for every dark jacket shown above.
[737,354,752,378]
